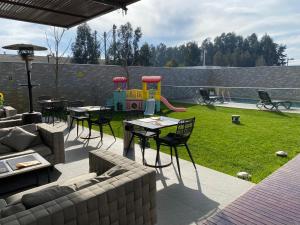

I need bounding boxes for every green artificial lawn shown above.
[88,103,300,183]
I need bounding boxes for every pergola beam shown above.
[0,0,88,19]
[92,0,127,10]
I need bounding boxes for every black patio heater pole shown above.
[24,56,34,113]
[2,44,47,124]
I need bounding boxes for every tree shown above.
[132,27,142,65]
[71,23,100,64]
[110,22,143,87]
[45,27,71,96]
[165,59,178,67]
[139,43,151,66]
[183,42,201,66]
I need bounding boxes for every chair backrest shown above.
[125,110,144,121]
[176,117,196,142]
[38,96,52,101]
[98,107,114,120]
[144,99,156,116]
[258,90,272,103]
[199,89,210,101]
[68,100,84,107]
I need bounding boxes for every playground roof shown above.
[0,0,140,28]
[142,76,161,83]
[113,77,128,83]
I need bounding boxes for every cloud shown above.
[0,0,299,63]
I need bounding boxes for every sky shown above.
[0,0,300,65]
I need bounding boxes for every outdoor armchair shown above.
[199,89,224,104]
[155,117,196,177]
[256,90,292,110]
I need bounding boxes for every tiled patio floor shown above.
[50,122,254,225]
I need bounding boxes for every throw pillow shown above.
[0,127,37,151]
[22,185,75,209]
[0,203,26,218]
[0,143,13,154]
[95,165,128,182]
[19,124,43,147]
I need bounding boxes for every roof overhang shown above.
[0,0,140,28]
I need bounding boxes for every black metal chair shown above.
[37,96,52,121]
[49,100,66,125]
[89,107,116,141]
[256,90,292,110]
[199,89,224,104]
[68,100,88,136]
[124,110,156,164]
[155,117,196,177]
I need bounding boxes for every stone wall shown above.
[0,62,210,112]
[210,66,300,101]
[1,61,300,113]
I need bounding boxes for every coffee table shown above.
[0,153,51,194]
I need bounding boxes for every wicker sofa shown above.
[0,106,22,129]
[0,123,65,165]
[0,150,157,225]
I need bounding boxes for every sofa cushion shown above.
[0,115,21,121]
[0,128,11,139]
[20,124,43,147]
[0,143,13,154]
[0,109,5,118]
[22,185,75,209]
[29,144,52,157]
[0,203,26,218]
[95,165,128,182]
[6,181,59,205]
[0,127,37,151]
[60,173,97,186]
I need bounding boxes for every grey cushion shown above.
[0,128,11,139]
[0,143,13,154]
[0,203,25,218]
[22,185,75,209]
[6,181,59,205]
[20,124,43,147]
[95,165,127,182]
[0,127,37,151]
[60,173,97,186]
[0,109,5,118]
[0,199,7,210]
[30,144,52,157]
[0,115,21,121]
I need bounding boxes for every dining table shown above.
[124,116,179,168]
[68,106,110,139]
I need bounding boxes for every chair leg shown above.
[155,142,161,166]
[76,120,79,136]
[174,146,181,177]
[185,143,196,169]
[141,138,146,165]
[170,146,173,163]
[126,135,134,155]
[69,117,74,133]
[108,122,116,140]
[82,120,84,131]
[100,124,103,141]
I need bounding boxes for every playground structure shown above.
[0,92,4,106]
[112,76,186,112]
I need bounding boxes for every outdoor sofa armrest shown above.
[0,118,22,129]
[37,123,65,164]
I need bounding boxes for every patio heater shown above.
[2,44,47,124]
